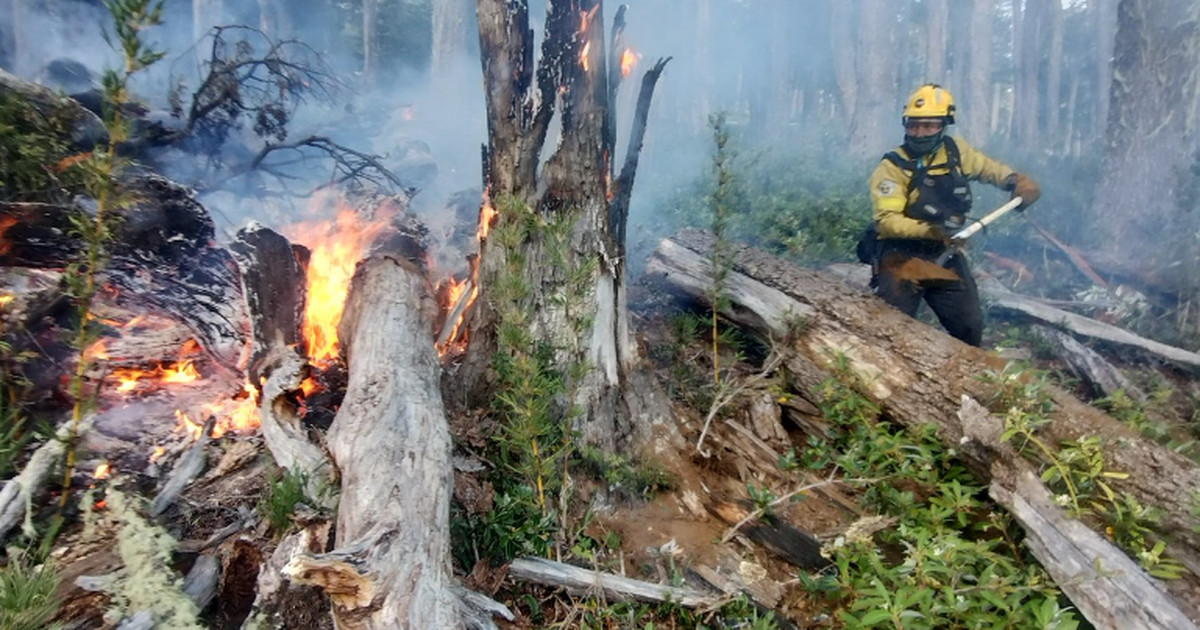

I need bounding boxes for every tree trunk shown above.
[848,0,893,159]
[1093,0,1118,141]
[465,0,670,452]
[363,0,379,85]
[646,228,1200,565]
[924,0,948,81]
[257,0,294,41]
[432,0,478,78]
[1014,0,1045,144]
[1090,0,1200,264]
[646,228,1200,624]
[829,1,858,131]
[1045,0,1064,147]
[964,0,993,142]
[10,0,30,75]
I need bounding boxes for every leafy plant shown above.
[259,465,311,535]
[0,552,62,630]
[59,0,164,509]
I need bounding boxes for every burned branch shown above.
[169,25,340,160]
[235,135,415,198]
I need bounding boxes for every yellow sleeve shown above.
[869,159,940,240]
[953,136,1015,188]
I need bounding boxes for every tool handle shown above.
[936,196,1024,267]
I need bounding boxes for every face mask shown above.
[904,131,944,157]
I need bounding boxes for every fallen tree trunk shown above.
[646,228,1200,626]
[283,255,458,629]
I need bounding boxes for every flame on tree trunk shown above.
[463,0,669,453]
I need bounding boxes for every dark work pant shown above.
[874,242,984,347]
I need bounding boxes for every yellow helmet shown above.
[903,83,955,124]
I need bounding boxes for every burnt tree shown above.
[465,0,670,452]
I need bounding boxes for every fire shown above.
[0,294,12,307]
[112,359,200,393]
[620,48,641,78]
[286,194,395,363]
[478,190,498,241]
[578,5,600,71]
[93,462,111,480]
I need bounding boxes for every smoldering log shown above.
[229,221,328,480]
[0,175,248,370]
[646,228,1200,625]
[283,255,459,629]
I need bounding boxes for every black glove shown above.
[1005,173,1041,211]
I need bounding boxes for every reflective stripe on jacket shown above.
[868,136,1014,241]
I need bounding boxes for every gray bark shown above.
[432,0,478,78]
[1090,0,1200,263]
[964,0,993,142]
[924,0,948,81]
[286,255,458,628]
[848,0,894,160]
[466,0,670,452]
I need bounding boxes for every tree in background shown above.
[1090,0,1200,267]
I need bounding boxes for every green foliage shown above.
[656,127,869,267]
[799,356,1078,629]
[577,446,675,500]
[259,465,310,535]
[451,486,556,567]
[0,94,83,203]
[59,0,163,511]
[707,112,737,386]
[981,365,1191,579]
[0,552,62,630]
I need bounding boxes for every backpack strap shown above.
[881,137,964,193]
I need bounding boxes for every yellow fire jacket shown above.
[868,136,1015,240]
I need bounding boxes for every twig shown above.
[718,470,877,544]
[695,349,783,457]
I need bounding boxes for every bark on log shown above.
[284,255,458,629]
[646,228,1200,625]
[992,469,1199,630]
[507,557,721,608]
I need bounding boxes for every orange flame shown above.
[578,5,600,71]
[0,294,12,307]
[93,462,111,479]
[286,195,395,363]
[620,49,641,78]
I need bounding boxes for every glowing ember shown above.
[286,194,395,362]
[111,359,200,393]
[620,49,641,78]
[0,294,12,307]
[150,446,166,463]
[300,376,322,397]
[93,462,111,479]
[581,41,592,72]
[85,340,110,362]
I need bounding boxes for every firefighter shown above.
[866,83,1040,347]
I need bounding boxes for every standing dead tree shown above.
[462,0,671,452]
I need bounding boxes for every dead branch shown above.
[507,557,721,608]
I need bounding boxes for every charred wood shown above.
[1030,324,1146,401]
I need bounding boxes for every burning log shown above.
[282,255,457,628]
[230,222,328,479]
[646,228,1200,626]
